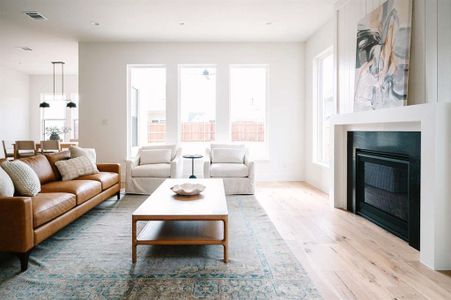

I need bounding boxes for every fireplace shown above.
[348,131,421,250]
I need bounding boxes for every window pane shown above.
[43,99,66,119]
[314,49,334,166]
[180,67,216,142]
[130,67,167,146]
[230,66,266,143]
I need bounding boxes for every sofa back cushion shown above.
[0,166,14,197]
[211,148,245,164]
[139,145,176,160]
[140,149,172,165]
[55,156,99,181]
[20,154,56,184]
[1,160,41,196]
[45,151,71,180]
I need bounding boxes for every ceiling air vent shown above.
[23,11,48,21]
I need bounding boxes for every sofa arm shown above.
[0,197,34,253]
[97,163,120,174]
[170,149,183,178]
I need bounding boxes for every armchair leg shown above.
[17,250,31,272]
[116,192,121,200]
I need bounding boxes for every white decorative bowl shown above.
[170,183,206,196]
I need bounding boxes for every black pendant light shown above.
[66,101,77,108]
[39,102,50,108]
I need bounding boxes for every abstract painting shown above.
[354,0,412,111]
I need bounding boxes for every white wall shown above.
[336,0,451,113]
[0,65,30,157]
[29,74,78,141]
[79,42,305,181]
[304,19,336,192]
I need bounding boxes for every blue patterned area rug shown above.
[0,195,321,299]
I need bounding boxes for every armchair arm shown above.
[97,163,120,174]
[246,160,255,180]
[0,197,34,252]
[203,148,211,178]
[170,148,183,178]
[244,150,255,180]
[126,157,139,180]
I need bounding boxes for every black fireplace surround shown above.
[347,131,421,250]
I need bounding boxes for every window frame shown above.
[126,64,167,158]
[312,47,335,167]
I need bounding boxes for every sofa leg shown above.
[116,192,121,200]
[17,250,31,272]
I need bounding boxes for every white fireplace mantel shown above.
[329,102,451,270]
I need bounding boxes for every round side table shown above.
[183,154,204,179]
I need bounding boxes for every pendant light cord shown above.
[53,62,56,101]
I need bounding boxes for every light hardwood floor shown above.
[256,182,451,300]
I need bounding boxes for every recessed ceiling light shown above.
[265,22,272,25]
[179,22,185,26]
[90,21,100,26]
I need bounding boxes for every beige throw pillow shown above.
[69,146,97,164]
[0,166,15,197]
[1,160,41,196]
[55,156,99,181]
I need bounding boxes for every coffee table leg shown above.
[132,218,137,263]
[223,218,228,263]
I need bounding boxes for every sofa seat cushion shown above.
[131,163,170,178]
[32,193,76,228]
[210,163,249,178]
[77,172,119,190]
[41,180,102,205]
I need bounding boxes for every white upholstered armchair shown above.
[203,144,255,195]
[126,145,183,194]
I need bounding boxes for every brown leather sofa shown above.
[0,151,120,271]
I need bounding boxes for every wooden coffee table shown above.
[132,178,228,263]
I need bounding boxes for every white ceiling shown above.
[0,0,336,74]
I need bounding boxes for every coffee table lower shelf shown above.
[132,219,228,263]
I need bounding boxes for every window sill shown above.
[313,161,329,168]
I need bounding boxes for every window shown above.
[40,93,79,141]
[313,48,334,166]
[230,66,267,143]
[129,66,167,151]
[180,66,216,142]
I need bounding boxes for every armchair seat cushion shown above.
[41,180,101,205]
[77,172,119,190]
[210,163,249,178]
[131,164,171,178]
[32,193,76,228]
